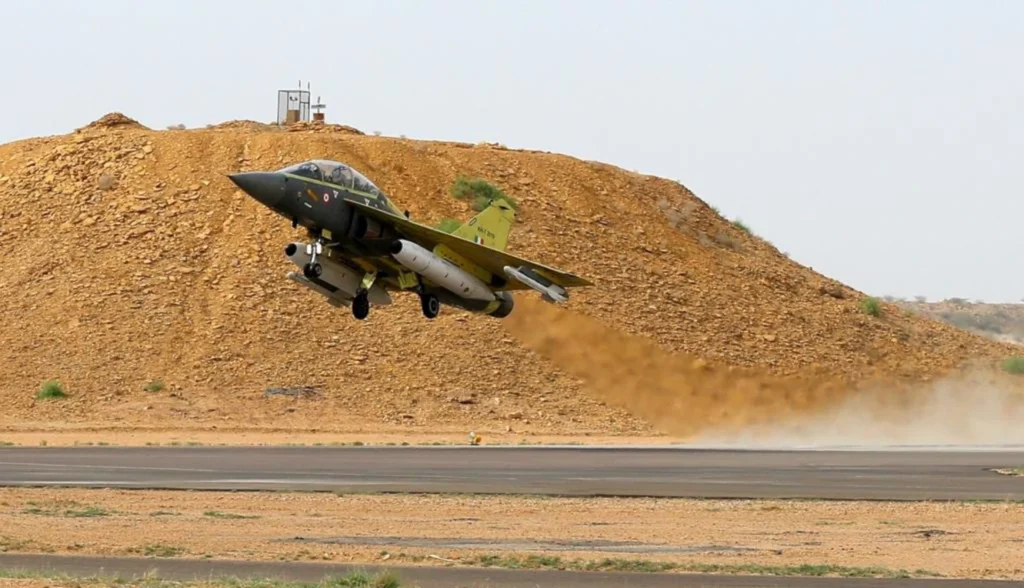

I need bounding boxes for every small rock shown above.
[97,174,116,190]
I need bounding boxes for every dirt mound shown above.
[901,299,1024,346]
[285,121,365,135]
[208,120,279,132]
[0,115,1019,438]
[77,112,149,132]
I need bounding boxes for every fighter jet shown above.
[228,159,591,320]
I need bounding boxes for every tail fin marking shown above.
[451,199,516,251]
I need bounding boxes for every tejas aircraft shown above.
[228,159,591,320]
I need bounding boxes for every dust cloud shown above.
[691,373,1024,448]
[503,296,1024,448]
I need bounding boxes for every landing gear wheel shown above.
[352,291,370,320]
[420,293,440,319]
[303,262,322,279]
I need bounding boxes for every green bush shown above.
[1002,356,1024,375]
[860,297,882,317]
[36,380,66,400]
[451,177,517,212]
[436,218,461,233]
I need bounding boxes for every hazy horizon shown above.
[2,0,1021,303]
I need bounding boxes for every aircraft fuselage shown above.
[228,159,518,320]
[230,161,408,258]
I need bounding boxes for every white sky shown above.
[1,0,1021,302]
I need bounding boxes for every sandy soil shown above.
[0,489,1021,580]
[0,426,675,447]
[4,116,1022,447]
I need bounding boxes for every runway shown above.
[1,445,1022,500]
[0,553,1018,588]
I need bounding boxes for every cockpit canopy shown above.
[276,159,385,197]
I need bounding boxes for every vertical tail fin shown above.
[452,198,516,251]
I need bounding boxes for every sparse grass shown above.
[860,297,882,317]
[1001,355,1024,374]
[0,536,38,552]
[0,569,403,588]
[464,554,940,578]
[127,543,187,558]
[22,503,110,518]
[436,218,461,233]
[145,380,165,393]
[203,510,261,520]
[991,467,1024,477]
[36,380,66,400]
[450,176,517,212]
[732,218,751,233]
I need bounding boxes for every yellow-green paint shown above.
[451,199,516,251]
[360,270,378,290]
[343,198,593,289]
[434,243,492,283]
[397,271,419,289]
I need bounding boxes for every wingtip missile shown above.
[503,265,569,303]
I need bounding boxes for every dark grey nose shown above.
[229,172,286,207]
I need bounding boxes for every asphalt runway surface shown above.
[0,553,1018,588]
[0,445,1022,500]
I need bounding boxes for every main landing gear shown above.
[352,291,370,320]
[420,292,440,319]
[351,270,377,321]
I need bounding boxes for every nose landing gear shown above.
[302,240,324,279]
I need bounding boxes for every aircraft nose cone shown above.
[229,172,286,207]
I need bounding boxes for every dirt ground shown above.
[3,116,1022,446]
[0,426,673,447]
[0,489,1021,580]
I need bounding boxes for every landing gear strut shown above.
[420,292,440,319]
[302,239,324,279]
[351,270,378,321]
